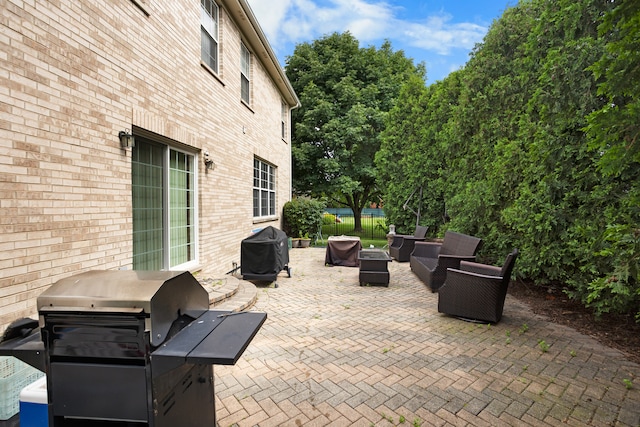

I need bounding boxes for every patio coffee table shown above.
[358,249,392,286]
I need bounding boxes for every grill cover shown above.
[241,226,289,281]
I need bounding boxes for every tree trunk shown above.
[353,208,363,232]
[345,193,369,232]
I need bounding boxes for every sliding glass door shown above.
[132,139,197,270]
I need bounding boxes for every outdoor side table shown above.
[358,249,392,286]
[325,236,362,267]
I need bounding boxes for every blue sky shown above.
[246,0,516,84]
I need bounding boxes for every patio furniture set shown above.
[331,228,519,324]
[324,236,393,286]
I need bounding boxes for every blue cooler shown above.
[19,376,48,427]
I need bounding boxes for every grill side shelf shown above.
[151,310,266,377]
[188,311,267,365]
[0,330,46,372]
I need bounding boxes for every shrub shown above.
[570,225,640,321]
[282,198,324,238]
[323,212,337,225]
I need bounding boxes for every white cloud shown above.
[249,0,396,47]
[246,0,491,79]
[401,15,486,55]
[247,0,293,44]
[248,0,487,57]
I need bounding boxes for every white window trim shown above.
[253,158,276,219]
[166,148,200,271]
[281,101,287,140]
[241,43,251,105]
[201,0,219,74]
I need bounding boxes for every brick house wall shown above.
[0,0,299,330]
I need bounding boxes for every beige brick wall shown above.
[0,0,296,330]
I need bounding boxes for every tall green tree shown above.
[376,71,462,235]
[444,1,542,252]
[286,32,425,231]
[579,0,640,319]
[587,0,640,176]
[377,0,640,319]
[501,0,611,282]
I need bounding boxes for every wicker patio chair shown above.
[437,249,519,323]
[389,225,429,262]
[409,231,482,291]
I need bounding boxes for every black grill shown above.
[240,226,291,282]
[0,270,266,427]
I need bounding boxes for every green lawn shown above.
[315,215,388,248]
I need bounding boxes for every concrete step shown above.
[199,275,258,312]
[213,280,259,312]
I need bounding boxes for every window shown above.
[253,158,276,218]
[241,43,251,104]
[281,101,287,139]
[132,139,198,270]
[201,0,219,73]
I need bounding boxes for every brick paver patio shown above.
[215,247,640,427]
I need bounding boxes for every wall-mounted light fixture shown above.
[119,129,135,148]
[203,151,215,171]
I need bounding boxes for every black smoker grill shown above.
[240,226,291,283]
[0,270,266,427]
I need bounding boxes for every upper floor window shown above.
[201,0,219,73]
[241,43,251,104]
[281,101,287,139]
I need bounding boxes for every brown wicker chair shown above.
[389,225,428,262]
[409,231,482,291]
[437,249,519,323]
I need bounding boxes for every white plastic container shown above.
[19,376,48,427]
[0,356,44,420]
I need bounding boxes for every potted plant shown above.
[298,232,311,248]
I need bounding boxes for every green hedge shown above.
[375,0,639,320]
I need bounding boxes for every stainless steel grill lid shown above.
[37,270,209,346]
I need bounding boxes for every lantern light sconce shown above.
[119,130,135,149]
[203,151,215,171]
